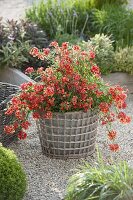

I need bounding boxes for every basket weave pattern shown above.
[0,82,19,146]
[37,110,98,159]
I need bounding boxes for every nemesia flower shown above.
[43,48,50,56]
[99,102,109,113]
[4,125,15,134]
[109,144,120,152]
[62,42,69,49]
[49,41,58,47]
[18,131,27,140]
[117,112,131,124]
[89,51,95,59]
[21,121,31,130]
[30,47,39,57]
[91,65,100,75]
[25,67,34,74]
[108,130,117,140]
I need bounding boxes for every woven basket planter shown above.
[0,82,19,146]
[37,110,98,159]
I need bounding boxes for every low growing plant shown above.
[113,46,133,75]
[4,42,131,152]
[65,153,133,200]
[0,145,27,200]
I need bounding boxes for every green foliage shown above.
[113,47,133,75]
[54,32,82,46]
[26,0,128,40]
[91,4,133,48]
[2,19,48,49]
[0,19,48,70]
[0,145,27,200]
[65,157,133,200]
[26,0,92,38]
[0,40,30,68]
[80,34,115,74]
[91,0,128,9]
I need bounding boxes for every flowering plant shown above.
[4,42,131,151]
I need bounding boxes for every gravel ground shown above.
[9,94,133,200]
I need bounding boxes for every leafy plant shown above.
[81,34,115,74]
[91,0,128,9]
[26,0,92,38]
[0,40,30,68]
[0,145,27,200]
[54,32,82,46]
[3,19,48,48]
[65,154,133,200]
[0,19,49,70]
[113,47,133,75]
[90,4,133,48]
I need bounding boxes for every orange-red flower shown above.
[4,125,15,134]
[108,130,117,140]
[109,144,120,152]
[18,131,27,140]
[99,102,109,113]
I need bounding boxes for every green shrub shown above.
[65,159,133,200]
[91,0,128,9]
[0,19,48,70]
[91,4,133,48]
[80,34,115,74]
[0,145,27,200]
[113,47,133,75]
[3,19,48,49]
[0,40,30,68]
[26,0,128,39]
[26,0,92,38]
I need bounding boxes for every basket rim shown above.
[0,81,19,88]
[39,109,98,117]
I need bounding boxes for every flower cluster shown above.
[4,42,131,152]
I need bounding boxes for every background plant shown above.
[26,0,93,39]
[0,145,27,200]
[90,4,133,48]
[54,32,82,46]
[0,19,49,70]
[65,154,133,200]
[26,0,129,40]
[113,46,133,75]
[80,33,115,74]
[0,40,30,69]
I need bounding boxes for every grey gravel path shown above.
[9,95,133,200]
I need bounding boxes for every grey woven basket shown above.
[37,110,98,159]
[0,82,19,146]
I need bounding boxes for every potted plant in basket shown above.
[4,42,131,158]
